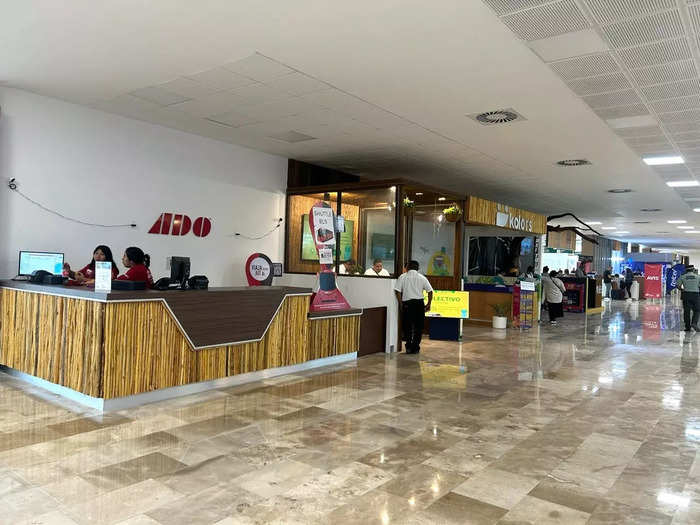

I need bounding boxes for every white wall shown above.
[0,87,287,284]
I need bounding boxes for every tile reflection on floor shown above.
[1,299,699,524]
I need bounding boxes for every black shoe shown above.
[685,328,692,332]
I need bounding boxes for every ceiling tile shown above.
[651,95,700,114]
[264,72,330,96]
[594,104,649,119]
[624,134,670,146]
[602,9,683,49]
[228,82,290,106]
[629,59,697,87]
[502,0,590,41]
[167,91,246,117]
[129,86,191,106]
[205,109,260,128]
[665,121,700,133]
[529,29,609,61]
[186,67,257,91]
[567,72,631,95]
[582,89,642,108]
[606,114,658,127]
[642,78,700,100]
[584,0,676,25]
[671,130,700,141]
[483,0,551,16]
[549,53,619,80]
[158,77,220,99]
[658,108,700,123]
[223,54,294,82]
[615,124,664,136]
[616,37,691,69]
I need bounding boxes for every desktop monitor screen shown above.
[170,256,190,283]
[18,251,64,276]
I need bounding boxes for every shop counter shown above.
[463,283,514,323]
[0,281,361,408]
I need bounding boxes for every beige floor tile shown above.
[453,467,538,509]
[499,495,590,524]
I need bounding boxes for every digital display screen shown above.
[19,251,64,276]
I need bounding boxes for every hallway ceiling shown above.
[3,1,700,248]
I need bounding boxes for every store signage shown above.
[245,253,273,286]
[94,261,112,293]
[148,213,212,238]
[425,290,470,319]
[644,263,663,299]
[496,206,533,232]
[308,201,350,312]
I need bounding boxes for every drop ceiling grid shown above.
[481,0,700,205]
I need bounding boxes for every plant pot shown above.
[492,316,507,329]
[445,212,461,223]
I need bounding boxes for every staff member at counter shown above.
[394,260,433,354]
[64,245,119,282]
[117,247,154,287]
[365,259,390,277]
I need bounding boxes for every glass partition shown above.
[409,205,456,277]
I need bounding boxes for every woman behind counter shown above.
[117,246,154,287]
[64,245,119,283]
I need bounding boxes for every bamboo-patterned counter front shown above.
[0,287,360,399]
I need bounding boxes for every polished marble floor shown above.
[1,299,699,524]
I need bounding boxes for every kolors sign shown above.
[495,205,533,232]
[149,213,212,237]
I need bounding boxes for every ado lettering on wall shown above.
[148,213,212,237]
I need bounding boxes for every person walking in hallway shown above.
[624,267,634,299]
[677,266,700,332]
[603,266,612,299]
[543,270,566,325]
[394,260,433,354]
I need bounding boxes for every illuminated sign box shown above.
[425,290,470,319]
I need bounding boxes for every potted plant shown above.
[443,204,462,222]
[490,302,510,329]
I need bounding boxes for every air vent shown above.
[556,159,591,166]
[608,188,633,193]
[641,208,662,212]
[633,221,651,224]
[469,108,526,125]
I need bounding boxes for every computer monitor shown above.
[170,256,191,288]
[18,251,64,276]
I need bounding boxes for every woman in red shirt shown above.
[117,246,154,287]
[64,245,119,283]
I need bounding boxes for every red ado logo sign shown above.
[148,213,212,238]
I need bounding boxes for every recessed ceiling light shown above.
[668,220,687,223]
[556,159,591,167]
[643,156,684,166]
[694,208,700,212]
[608,188,633,193]
[640,208,662,212]
[586,221,602,225]
[415,192,423,196]
[666,180,700,187]
[678,226,694,229]
[601,227,617,230]
[438,197,446,201]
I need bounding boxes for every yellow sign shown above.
[425,290,469,319]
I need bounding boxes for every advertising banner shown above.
[308,201,351,312]
[425,290,470,319]
[644,263,663,299]
[666,264,685,294]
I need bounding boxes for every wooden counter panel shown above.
[467,290,514,323]
[308,318,335,361]
[0,289,103,397]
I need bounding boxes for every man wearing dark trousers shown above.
[394,260,433,354]
[677,266,700,332]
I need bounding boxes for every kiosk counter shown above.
[0,281,361,409]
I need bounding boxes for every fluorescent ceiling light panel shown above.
[668,220,687,223]
[601,226,617,230]
[586,221,602,225]
[678,226,694,229]
[616,231,630,234]
[667,181,700,187]
[644,156,684,166]
[529,29,608,62]
[686,231,700,233]
[694,208,700,212]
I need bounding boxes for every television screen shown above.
[301,215,354,262]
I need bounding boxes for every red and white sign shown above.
[644,263,663,299]
[245,253,273,286]
[149,213,211,238]
[308,201,350,312]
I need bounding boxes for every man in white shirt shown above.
[394,260,433,354]
[364,258,390,277]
